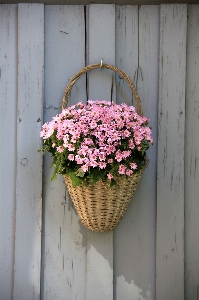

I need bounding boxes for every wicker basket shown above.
[62,62,149,232]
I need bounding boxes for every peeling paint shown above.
[116,276,152,300]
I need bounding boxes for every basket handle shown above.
[62,62,143,116]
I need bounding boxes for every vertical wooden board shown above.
[185,5,199,300]
[86,4,115,300]
[86,232,113,300]
[114,6,158,300]
[115,5,138,106]
[0,5,17,300]
[43,6,87,300]
[156,4,187,300]
[87,4,116,102]
[13,4,44,299]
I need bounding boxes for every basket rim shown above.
[64,157,149,188]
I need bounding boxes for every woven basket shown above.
[62,62,149,232]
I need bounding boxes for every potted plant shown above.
[39,63,153,232]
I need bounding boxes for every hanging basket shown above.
[64,159,148,232]
[61,62,149,232]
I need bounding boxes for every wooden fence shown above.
[0,3,199,300]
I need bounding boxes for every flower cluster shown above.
[40,100,153,187]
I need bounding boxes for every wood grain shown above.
[1,4,199,300]
[114,5,158,300]
[185,5,199,300]
[115,5,138,106]
[13,4,44,299]
[42,5,87,300]
[87,4,116,102]
[156,4,187,300]
[0,5,17,300]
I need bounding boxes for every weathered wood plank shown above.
[0,5,17,299]
[87,4,116,102]
[115,5,138,106]
[43,6,87,300]
[13,4,44,299]
[86,4,115,300]
[156,4,187,300]
[185,5,199,300]
[114,5,158,300]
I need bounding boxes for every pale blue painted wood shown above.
[13,4,44,299]
[185,5,199,300]
[114,5,158,300]
[115,5,138,106]
[87,4,116,103]
[1,4,199,300]
[43,5,87,300]
[0,5,17,300]
[156,4,187,300]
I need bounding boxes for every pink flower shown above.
[75,155,83,165]
[67,144,75,151]
[107,158,114,164]
[81,164,89,172]
[69,127,76,135]
[57,146,64,153]
[84,138,94,146]
[130,162,137,170]
[40,100,153,184]
[107,173,114,180]
[89,160,98,167]
[68,154,74,161]
[121,129,131,138]
[116,150,123,162]
[118,164,126,175]
[122,150,131,159]
[128,139,135,149]
[98,162,106,169]
[98,152,106,161]
[80,145,89,156]
[77,102,84,109]
[90,121,97,129]
[126,169,133,176]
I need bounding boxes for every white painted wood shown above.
[86,4,115,300]
[114,6,158,300]
[156,4,187,300]
[115,5,138,106]
[87,4,116,102]
[0,5,17,300]
[2,4,199,300]
[185,5,199,300]
[43,6,87,300]
[86,233,113,300]
[13,4,44,299]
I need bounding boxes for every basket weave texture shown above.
[62,62,148,232]
[64,159,148,232]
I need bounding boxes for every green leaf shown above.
[68,171,83,187]
[88,168,105,184]
[51,164,59,181]
[75,168,85,178]
[109,163,119,175]
[110,179,116,187]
